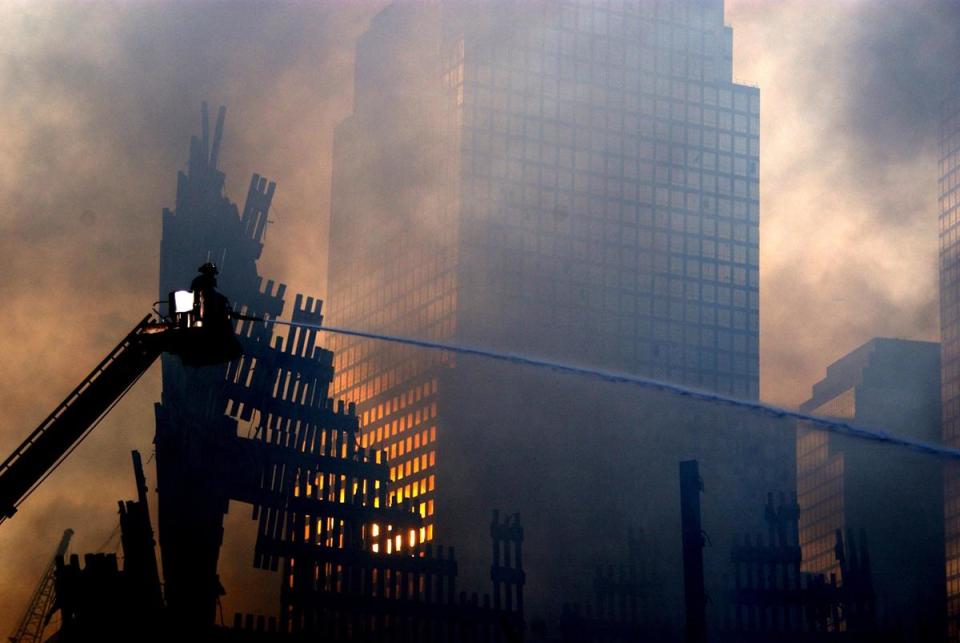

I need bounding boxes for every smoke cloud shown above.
[0,0,956,633]
[727,0,959,404]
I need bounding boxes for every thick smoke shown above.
[830,0,960,172]
[728,0,957,404]
[0,1,385,631]
[0,0,957,634]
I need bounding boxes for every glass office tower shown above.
[940,85,960,640]
[328,0,760,549]
[797,339,943,638]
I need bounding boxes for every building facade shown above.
[797,338,943,639]
[330,0,758,542]
[328,1,777,633]
[942,84,960,641]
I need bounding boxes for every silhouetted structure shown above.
[56,456,525,641]
[154,102,282,627]
[118,451,163,614]
[56,453,163,639]
[722,492,877,642]
[51,104,525,642]
[155,103,485,634]
[8,528,73,643]
[679,460,707,643]
[553,528,669,643]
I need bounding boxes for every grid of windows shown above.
[327,2,466,543]
[329,136,461,544]
[940,91,960,638]
[456,0,758,397]
[330,231,458,540]
[797,389,854,580]
[328,0,759,546]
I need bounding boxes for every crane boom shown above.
[8,528,74,643]
[0,316,161,521]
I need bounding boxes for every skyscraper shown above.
[797,338,943,638]
[330,0,759,540]
[940,84,960,640]
[328,1,776,629]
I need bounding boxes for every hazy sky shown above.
[0,0,956,633]
[730,0,959,404]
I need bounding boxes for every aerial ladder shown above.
[0,264,242,523]
[7,528,74,643]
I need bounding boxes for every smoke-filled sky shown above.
[0,0,956,633]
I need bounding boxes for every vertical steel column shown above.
[679,460,707,643]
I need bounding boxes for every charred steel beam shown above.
[218,437,390,487]
[679,460,707,643]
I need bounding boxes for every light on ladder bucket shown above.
[173,290,194,314]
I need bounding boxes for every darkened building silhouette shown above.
[154,103,291,627]
[154,104,482,633]
[941,83,960,642]
[551,527,670,643]
[674,461,882,642]
[47,105,527,642]
[722,490,879,642]
[797,338,944,640]
[327,0,782,636]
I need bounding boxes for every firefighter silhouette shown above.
[190,263,231,332]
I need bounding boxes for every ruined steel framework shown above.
[53,104,525,641]
[721,493,877,642]
[56,453,162,638]
[556,528,669,643]
[155,104,438,631]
